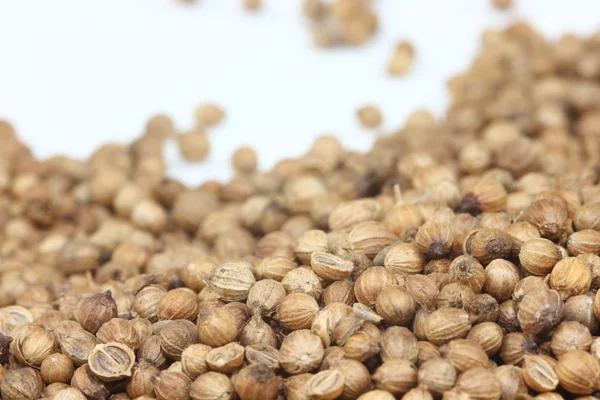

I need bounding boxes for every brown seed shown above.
[549,256,592,299]
[522,354,559,392]
[415,221,454,259]
[206,262,256,302]
[384,242,424,275]
[356,105,383,129]
[380,326,419,363]
[276,292,320,331]
[138,335,168,369]
[125,360,160,398]
[74,291,118,334]
[448,255,486,293]
[56,240,104,274]
[206,342,245,373]
[131,285,167,323]
[567,229,600,255]
[323,280,356,306]
[574,202,600,231]
[494,365,527,400]
[190,371,233,400]
[234,364,279,400]
[499,332,538,366]
[373,359,418,394]
[157,288,199,321]
[375,286,416,326]
[348,221,398,258]
[56,324,98,366]
[154,371,192,400]
[88,342,135,381]
[483,254,519,298]
[159,319,198,360]
[96,318,140,351]
[354,266,397,307]
[467,322,504,356]
[357,390,396,400]
[524,199,568,242]
[311,251,354,281]
[312,303,354,347]
[246,279,286,317]
[330,359,371,400]
[424,307,472,345]
[437,282,474,309]
[555,350,600,395]
[0,367,44,400]
[343,331,380,362]
[41,353,74,384]
[550,321,593,357]
[517,289,563,335]
[440,339,489,372]
[564,294,598,333]
[282,267,323,299]
[418,357,457,396]
[285,373,313,400]
[245,344,280,370]
[453,367,502,400]
[279,330,324,375]
[512,276,549,303]
[180,343,211,379]
[463,228,512,265]
[461,179,507,216]
[197,307,238,347]
[12,324,56,368]
[239,314,278,348]
[53,388,88,400]
[295,229,328,265]
[305,369,345,399]
[183,258,218,292]
[71,364,111,400]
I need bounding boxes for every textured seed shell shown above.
[555,350,600,395]
[424,308,471,345]
[375,286,416,326]
[549,257,591,299]
[206,262,256,301]
[440,339,488,373]
[306,370,345,400]
[88,342,135,381]
[276,293,320,331]
[380,326,418,363]
[418,358,457,395]
[279,330,324,375]
[310,251,354,281]
[519,238,561,276]
[522,355,559,392]
[453,367,502,400]
[466,322,503,356]
[372,359,418,395]
[383,243,424,274]
[517,289,563,335]
[415,221,454,259]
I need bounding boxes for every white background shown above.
[0,0,598,184]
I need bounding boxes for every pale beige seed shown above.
[178,129,210,162]
[388,42,414,76]
[356,105,383,129]
[195,103,225,126]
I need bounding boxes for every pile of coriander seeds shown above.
[3,19,600,400]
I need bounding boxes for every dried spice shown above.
[0,13,600,400]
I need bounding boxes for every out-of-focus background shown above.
[0,0,598,184]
